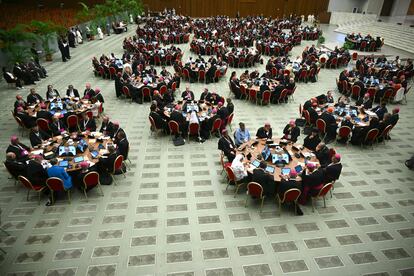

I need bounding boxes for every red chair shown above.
[142,87,152,102]
[308,68,316,81]
[248,89,257,104]
[82,171,104,200]
[46,177,71,204]
[182,68,190,81]
[168,120,180,136]
[316,119,327,140]
[287,86,296,102]
[12,111,25,135]
[36,118,50,134]
[367,87,377,99]
[382,88,394,103]
[298,70,307,82]
[274,46,281,56]
[214,70,221,82]
[238,57,245,68]
[351,85,361,99]
[303,110,312,127]
[210,118,222,137]
[66,114,79,132]
[319,57,326,67]
[330,57,338,69]
[109,67,116,79]
[18,175,45,205]
[154,55,161,66]
[240,85,247,100]
[369,41,376,52]
[110,155,126,185]
[265,45,271,55]
[311,182,333,212]
[188,122,200,141]
[336,126,352,145]
[122,86,132,101]
[377,124,393,144]
[245,182,265,212]
[277,188,301,216]
[342,80,350,95]
[98,66,106,78]
[227,113,234,130]
[271,67,277,77]
[220,151,231,175]
[159,85,167,96]
[198,70,206,83]
[171,81,177,92]
[225,166,246,197]
[165,54,173,66]
[261,90,271,105]
[328,148,336,160]
[352,52,358,60]
[205,45,212,55]
[278,89,288,104]
[360,40,367,51]
[362,128,379,149]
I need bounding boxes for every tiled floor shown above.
[0,22,413,276]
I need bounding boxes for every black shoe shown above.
[45,200,53,206]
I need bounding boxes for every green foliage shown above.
[318,35,325,45]
[8,45,33,65]
[0,24,36,51]
[30,20,64,55]
[343,41,354,50]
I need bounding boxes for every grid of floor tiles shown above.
[0,23,413,276]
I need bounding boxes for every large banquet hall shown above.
[0,0,413,275]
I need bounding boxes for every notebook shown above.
[74,156,84,163]
[59,160,69,167]
[251,159,260,168]
[295,165,303,173]
[282,168,291,175]
[90,151,99,158]
[265,166,275,174]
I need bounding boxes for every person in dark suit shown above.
[323,153,342,183]
[259,80,270,98]
[4,152,27,179]
[303,128,321,151]
[29,126,51,147]
[3,67,23,89]
[230,75,241,99]
[252,161,276,196]
[50,115,66,136]
[149,105,168,132]
[308,102,319,124]
[218,129,236,162]
[15,106,36,128]
[256,123,272,139]
[216,102,228,126]
[115,130,129,160]
[371,102,388,121]
[181,86,195,101]
[111,121,126,141]
[6,136,31,161]
[389,107,399,127]
[356,93,372,109]
[66,85,80,98]
[319,107,337,142]
[299,163,324,204]
[36,102,52,122]
[80,112,96,131]
[282,120,300,142]
[279,168,303,215]
[226,98,234,115]
[27,88,43,104]
[46,84,60,100]
[315,142,330,168]
[98,145,118,173]
[26,155,48,186]
[169,104,188,137]
[83,83,96,99]
[199,88,211,101]
[206,63,217,84]
[99,116,114,136]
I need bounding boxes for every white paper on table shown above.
[89,139,96,144]
[31,149,44,155]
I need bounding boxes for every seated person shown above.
[98,144,118,173]
[26,155,48,186]
[14,94,27,113]
[80,112,97,132]
[336,115,354,143]
[279,169,303,215]
[303,128,320,151]
[282,120,300,142]
[252,161,275,196]
[46,84,60,100]
[371,102,388,121]
[299,163,324,205]
[315,142,330,168]
[29,125,51,147]
[50,115,67,136]
[66,84,80,98]
[6,136,31,161]
[319,107,337,142]
[27,88,43,104]
[4,152,27,179]
[149,104,168,132]
[76,161,99,190]
[256,122,273,139]
[181,86,195,101]
[46,158,73,205]
[234,122,251,147]
[356,93,372,109]
[323,153,342,183]
[36,102,53,122]
[99,116,114,136]
[169,104,188,138]
[230,154,248,182]
[115,130,129,160]
[218,129,236,162]
[15,106,36,128]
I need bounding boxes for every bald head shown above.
[6,152,16,160]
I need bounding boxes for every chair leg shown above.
[311,197,315,212]
[234,184,240,198]
[98,184,104,196]
[111,175,117,186]
[278,200,282,217]
[245,194,249,207]
[294,201,297,216]
[260,197,264,212]
[68,190,71,204]
[83,189,88,201]
[0,248,6,254]
[27,190,30,201]
[323,196,326,208]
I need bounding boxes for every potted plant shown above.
[0,24,37,64]
[89,23,98,40]
[30,20,65,61]
[317,35,325,46]
[343,41,354,50]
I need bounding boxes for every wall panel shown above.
[142,0,328,18]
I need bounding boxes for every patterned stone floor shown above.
[0,23,413,276]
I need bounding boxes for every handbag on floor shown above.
[172,136,185,146]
